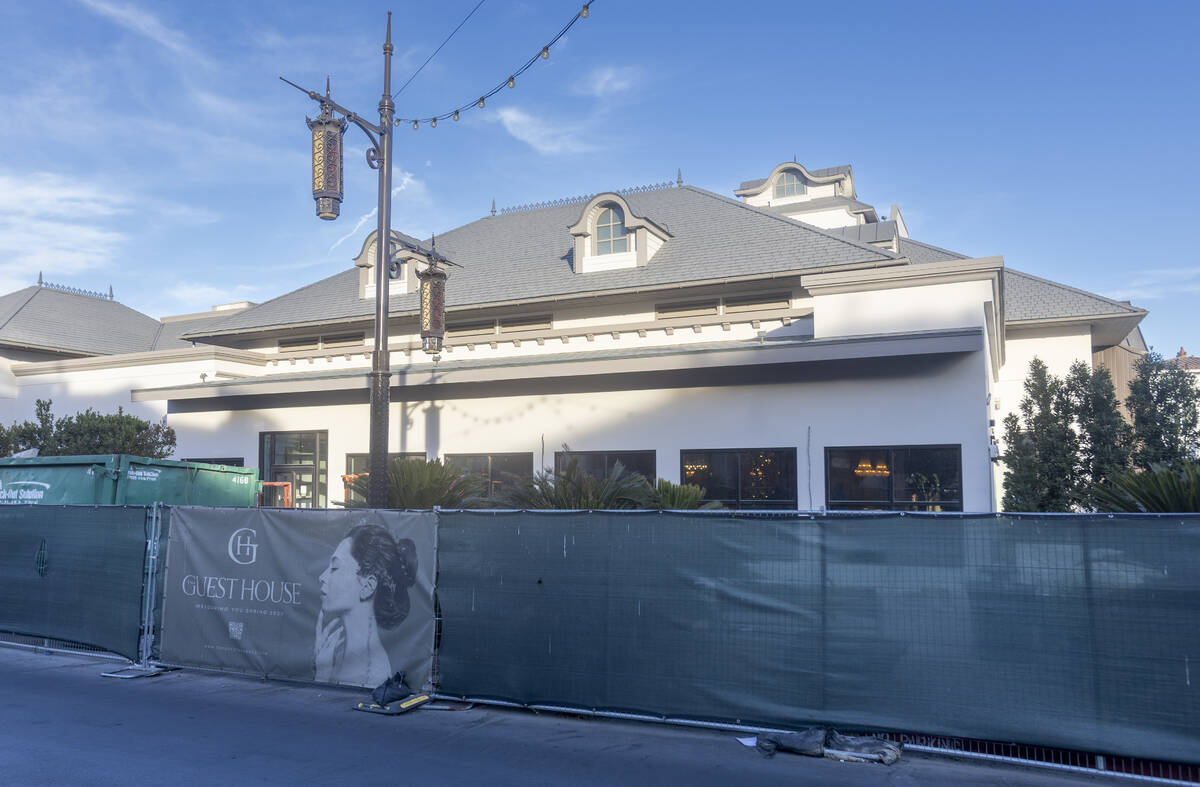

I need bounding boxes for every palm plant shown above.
[347,457,485,509]
[1090,462,1200,513]
[651,478,722,510]
[502,455,655,509]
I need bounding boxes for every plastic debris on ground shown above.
[750,729,902,765]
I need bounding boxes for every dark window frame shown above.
[445,452,534,499]
[824,444,963,512]
[679,447,798,510]
[259,430,328,508]
[554,450,656,481]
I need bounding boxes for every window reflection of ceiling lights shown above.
[683,463,708,472]
[853,459,890,477]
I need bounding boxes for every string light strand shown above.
[395,2,593,128]
[392,0,488,99]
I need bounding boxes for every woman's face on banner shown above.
[319,538,362,616]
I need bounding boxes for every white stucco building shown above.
[0,162,1148,511]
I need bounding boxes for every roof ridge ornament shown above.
[37,279,113,300]
[498,181,675,215]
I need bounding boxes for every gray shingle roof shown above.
[152,314,237,350]
[0,287,162,355]
[1004,269,1143,322]
[898,238,1141,323]
[185,185,896,338]
[737,164,852,192]
[829,221,898,245]
[897,237,969,264]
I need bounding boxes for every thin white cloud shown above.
[1104,267,1200,301]
[159,282,269,315]
[495,107,595,156]
[328,168,425,253]
[573,66,640,98]
[74,0,214,68]
[0,173,131,290]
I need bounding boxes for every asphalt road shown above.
[0,645,1131,786]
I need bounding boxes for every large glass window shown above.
[343,453,424,506]
[260,431,328,508]
[773,171,806,198]
[680,448,797,509]
[446,453,533,500]
[555,450,655,481]
[595,206,629,255]
[825,445,962,511]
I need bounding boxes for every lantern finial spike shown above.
[325,75,331,98]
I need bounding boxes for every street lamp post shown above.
[283,13,397,508]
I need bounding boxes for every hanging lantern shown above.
[418,261,447,354]
[306,101,347,220]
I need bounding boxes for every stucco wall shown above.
[814,281,994,340]
[166,349,992,511]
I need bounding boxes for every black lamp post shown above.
[282,13,399,508]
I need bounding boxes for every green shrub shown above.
[502,454,654,510]
[347,457,485,509]
[651,478,722,510]
[1090,462,1200,513]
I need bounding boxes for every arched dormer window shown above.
[774,170,805,198]
[568,193,672,274]
[595,205,629,255]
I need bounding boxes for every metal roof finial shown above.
[108,285,114,300]
[676,168,683,187]
[37,272,43,286]
[491,198,496,216]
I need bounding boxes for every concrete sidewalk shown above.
[0,645,1130,786]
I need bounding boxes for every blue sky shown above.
[2,0,1197,356]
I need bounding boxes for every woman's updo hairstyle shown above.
[346,524,417,630]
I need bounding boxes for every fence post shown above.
[138,503,163,665]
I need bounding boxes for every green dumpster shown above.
[0,455,259,507]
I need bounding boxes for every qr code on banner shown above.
[228,621,244,641]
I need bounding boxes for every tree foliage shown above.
[1001,359,1129,512]
[0,399,176,459]
[1126,351,1200,468]
[347,457,485,509]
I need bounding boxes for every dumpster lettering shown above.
[0,480,49,504]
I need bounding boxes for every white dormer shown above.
[567,193,671,274]
[353,230,419,299]
[735,162,855,209]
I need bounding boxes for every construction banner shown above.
[159,507,436,690]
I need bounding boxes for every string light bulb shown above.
[477,97,485,108]
[412,119,419,130]
[581,3,589,18]
[541,46,549,59]
[453,110,460,121]
[430,117,437,128]
[507,76,515,88]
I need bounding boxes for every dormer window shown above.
[568,192,672,274]
[596,206,629,255]
[774,171,805,198]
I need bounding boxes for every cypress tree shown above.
[1126,351,1200,468]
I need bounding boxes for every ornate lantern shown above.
[306,95,347,221]
[417,260,447,354]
